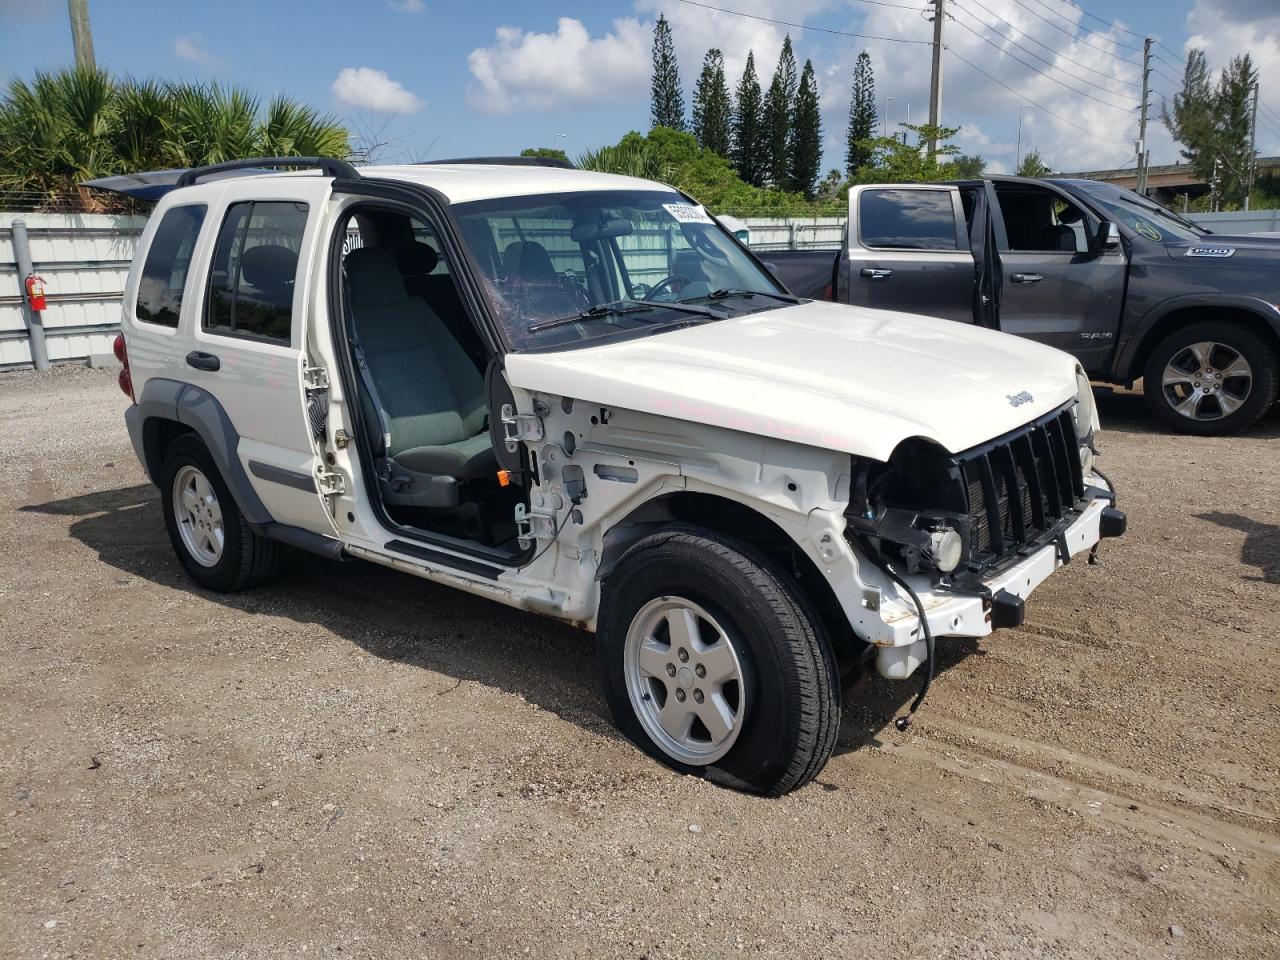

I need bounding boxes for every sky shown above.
[2,0,1279,177]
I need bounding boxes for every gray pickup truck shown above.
[769,175,1280,435]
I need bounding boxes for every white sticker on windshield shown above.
[663,202,714,224]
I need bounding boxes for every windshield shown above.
[451,189,787,349]
[1071,180,1207,243]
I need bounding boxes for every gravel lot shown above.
[2,366,1277,959]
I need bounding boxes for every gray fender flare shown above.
[1114,294,1280,380]
[132,377,273,525]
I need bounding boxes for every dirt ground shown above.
[1,366,1277,960]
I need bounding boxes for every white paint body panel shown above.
[507,299,1079,460]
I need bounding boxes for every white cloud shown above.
[332,67,425,114]
[389,0,424,12]
[1184,0,1280,153]
[173,33,219,66]
[466,17,651,114]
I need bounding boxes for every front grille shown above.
[958,405,1084,569]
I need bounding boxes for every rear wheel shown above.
[1142,321,1278,435]
[160,435,281,592]
[597,527,840,796]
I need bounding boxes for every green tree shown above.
[0,68,349,207]
[852,123,960,183]
[950,153,986,178]
[817,169,844,201]
[789,59,822,198]
[692,48,733,157]
[731,50,766,186]
[1016,149,1050,177]
[520,146,570,162]
[845,51,877,179]
[762,35,797,188]
[1163,50,1216,184]
[1213,54,1258,206]
[650,14,685,132]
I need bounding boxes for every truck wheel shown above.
[597,527,840,796]
[160,434,281,592]
[1142,320,1278,435]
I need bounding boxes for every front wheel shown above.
[597,528,840,795]
[1142,321,1278,435]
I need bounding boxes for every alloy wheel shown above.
[1160,340,1253,422]
[172,464,225,567]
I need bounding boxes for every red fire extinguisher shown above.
[25,273,47,312]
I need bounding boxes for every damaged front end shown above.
[845,401,1108,602]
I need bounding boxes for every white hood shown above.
[504,301,1080,462]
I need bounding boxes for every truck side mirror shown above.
[762,261,779,276]
[1097,221,1120,250]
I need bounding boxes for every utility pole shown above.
[1136,37,1152,195]
[67,0,95,71]
[927,0,945,155]
[1245,83,1259,212]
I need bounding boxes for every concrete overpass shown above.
[1057,156,1280,204]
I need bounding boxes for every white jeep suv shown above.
[99,156,1125,796]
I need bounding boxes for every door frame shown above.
[321,184,535,569]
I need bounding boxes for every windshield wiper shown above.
[680,288,804,305]
[526,298,724,334]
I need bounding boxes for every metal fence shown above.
[1,212,144,369]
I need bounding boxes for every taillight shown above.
[114,333,135,402]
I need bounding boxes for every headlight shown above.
[1073,367,1099,441]
[928,527,964,572]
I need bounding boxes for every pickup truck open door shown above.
[844,184,977,325]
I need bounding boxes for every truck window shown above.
[858,189,960,250]
[135,204,206,328]
[205,201,308,345]
[995,185,1092,253]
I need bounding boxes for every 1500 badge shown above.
[1006,391,1034,407]
[1186,246,1236,258]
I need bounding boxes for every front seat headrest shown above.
[392,240,439,278]
[504,241,558,282]
[345,247,409,308]
[240,244,298,289]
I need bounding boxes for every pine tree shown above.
[790,59,822,198]
[692,48,733,157]
[731,50,765,186]
[1162,49,1215,182]
[762,35,797,188]
[650,14,685,131]
[1214,53,1258,205]
[845,51,877,179]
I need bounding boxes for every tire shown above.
[1142,320,1279,436]
[159,434,281,592]
[597,527,840,796]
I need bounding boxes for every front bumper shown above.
[866,475,1122,678]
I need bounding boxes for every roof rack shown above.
[175,156,360,188]
[420,156,575,170]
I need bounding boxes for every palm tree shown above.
[0,68,350,209]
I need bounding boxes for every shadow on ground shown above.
[1094,385,1280,439]
[1196,512,1280,584]
[23,484,974,779]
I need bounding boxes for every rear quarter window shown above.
[135,204,206,327]
[859,189,960,250]
[205,200,308,345]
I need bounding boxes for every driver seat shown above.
[344,247,496,508]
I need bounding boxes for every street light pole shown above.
[883,95,894,138]
[67,0,96,71]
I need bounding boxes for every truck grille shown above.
[958,405,1084,568]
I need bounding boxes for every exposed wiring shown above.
[518,503,573,570]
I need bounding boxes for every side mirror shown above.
[762,261,779,277]
[1097,220,1121,250]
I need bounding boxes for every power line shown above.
[1003,0,1144,65]
[948,17,1136,113]
[670,0,932,44]
[1016,0,1146,52]
[954,0,1141,90]
[945,45,1134,151]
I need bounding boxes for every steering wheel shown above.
[643,274,690,301]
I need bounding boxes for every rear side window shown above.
[205,201,308,344]
[135,204,206,327]
[859,189,960,250]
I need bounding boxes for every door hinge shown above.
[303,363,330,391]
[514,502,557,548]
[315,463,346,496]
[501,402,544,453]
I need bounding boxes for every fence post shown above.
[12,220,50,372]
